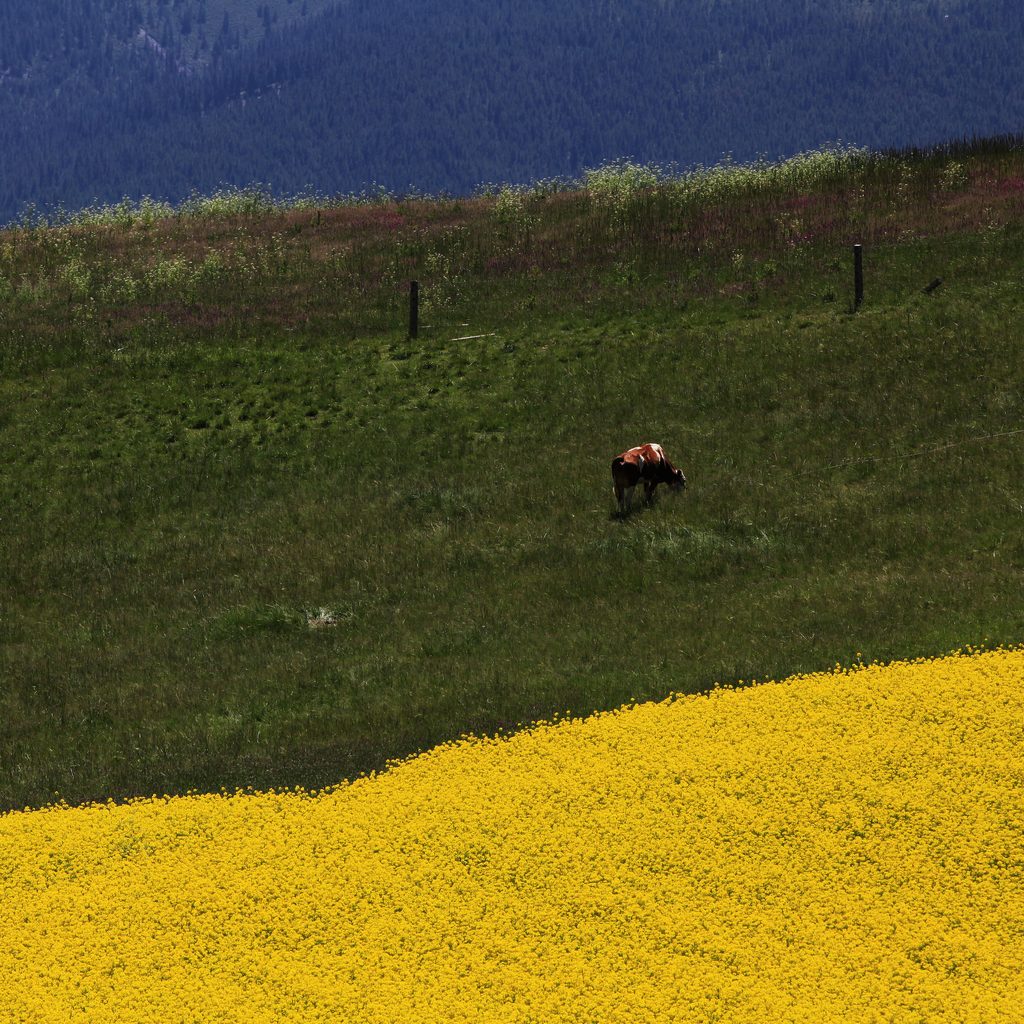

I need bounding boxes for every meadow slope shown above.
[2,143,1024,809]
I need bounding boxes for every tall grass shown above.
[3,136,1023,364]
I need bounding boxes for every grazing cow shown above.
[611,442,686,514]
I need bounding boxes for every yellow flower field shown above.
[2,649,1023,1023]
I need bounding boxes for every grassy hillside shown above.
[2,141,1023,811]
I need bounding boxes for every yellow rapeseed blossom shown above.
[2,649,1023,1022]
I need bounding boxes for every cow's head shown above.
[670,467,687,492]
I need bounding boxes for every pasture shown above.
[2,140,1024,810]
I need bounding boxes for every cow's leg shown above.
[624,485,636,512]
[644,481,657,504]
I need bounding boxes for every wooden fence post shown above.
[853,244,864,310]
[409,280,419,339]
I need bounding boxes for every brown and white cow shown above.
[611,442,686,514]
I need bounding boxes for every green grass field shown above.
[2,142,1023,811]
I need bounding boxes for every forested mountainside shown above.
[2,0,1023,221]
[0,0,331,73]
